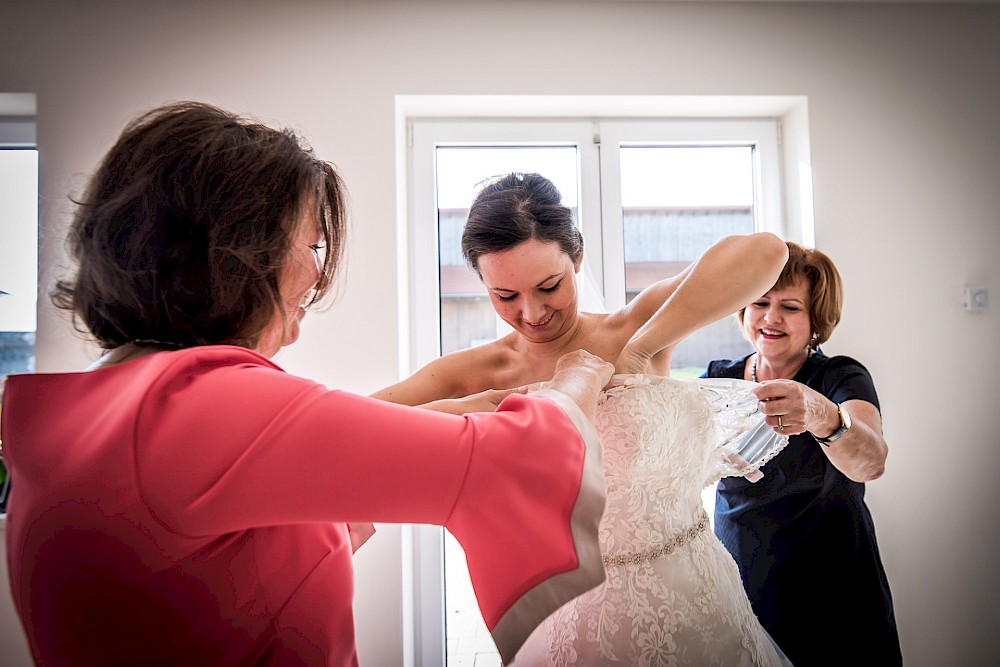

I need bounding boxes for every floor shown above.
[442,486,718,666]
[444,532,502,667]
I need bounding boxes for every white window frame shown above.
[395,95,810,667]
[407,120,601,371]
[0,110,38,335]
[596,119,782,310]
[0,94,37,528]
[403,121,600,666]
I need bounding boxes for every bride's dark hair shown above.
[461,172,583,276]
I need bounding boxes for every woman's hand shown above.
[753,379,835,436]
[552,349,615,389]
[547,350,615,422]
[754,379,888,482]
[463,387,529,413]
[419,387,527,415]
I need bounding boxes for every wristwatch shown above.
[814,403,852,446]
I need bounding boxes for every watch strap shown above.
[814,403,850,446]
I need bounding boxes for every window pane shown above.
[0,148,38,384]
[436,146,578,356]
[0,147,38,514]
[620,146,755,377]
[435,146,578,667]
[410,116,786,666]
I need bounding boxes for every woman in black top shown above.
[704,241,902,666]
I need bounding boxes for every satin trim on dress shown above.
[491,388,608,666]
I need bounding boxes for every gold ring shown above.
[777,416,784,431]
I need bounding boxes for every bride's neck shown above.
[519,313,591,359]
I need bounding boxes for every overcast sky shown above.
[435,145,753,209]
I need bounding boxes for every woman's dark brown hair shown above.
[53,101,348,351]
[461,172,583,275]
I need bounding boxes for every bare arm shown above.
[615,232,788,374]
[418,387,526,415]
[375,348,610,420]
[755,381,888,482]
[820,399,888,482]
[369,349,482,407]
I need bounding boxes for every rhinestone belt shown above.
[602,509,710,568]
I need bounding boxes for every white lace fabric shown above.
[514,375,792,667]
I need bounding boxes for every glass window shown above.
[407,114,786,667]
[0,146,38,514]
[0,148,38,384]
[436,146,579,355]
[619,145,756,377]
[435,146,579,667]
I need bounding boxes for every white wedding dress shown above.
[513,375,794,667]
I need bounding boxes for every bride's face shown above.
[477,238,581,343]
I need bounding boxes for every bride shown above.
[372,173,793,665]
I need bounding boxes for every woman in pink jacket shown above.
[0,102,611,666]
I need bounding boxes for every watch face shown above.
[840,404,852,430]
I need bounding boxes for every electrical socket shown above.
[965,286,989,311]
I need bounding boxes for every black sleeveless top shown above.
[704,350,901,666]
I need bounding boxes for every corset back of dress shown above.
[595,377,714,554]
[514,375,793,667]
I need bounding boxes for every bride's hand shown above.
[418,387,526,415]
[461,387,528,413]
[614,344,652,376]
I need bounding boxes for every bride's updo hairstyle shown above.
[52,101,348,351]
[461,172,583,277]
[737,241,843,350]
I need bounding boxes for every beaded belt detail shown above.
[602,509,710,567]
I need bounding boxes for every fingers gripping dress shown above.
[514,375,793,667]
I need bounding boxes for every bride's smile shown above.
[477,237,581,344]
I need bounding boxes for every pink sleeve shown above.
[447,389,607,664]
[138,358,490,530]
[347,522,376,553]
[137,353,606,663]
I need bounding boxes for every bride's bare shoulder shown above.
[579,310,633,346]
[433,339,514,388]
[581,310,620,324]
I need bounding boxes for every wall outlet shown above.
[965,286,990,311]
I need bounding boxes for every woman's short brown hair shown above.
[738,241,843,349]
[53,101,348,351]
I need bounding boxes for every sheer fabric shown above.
[513,375,792,667]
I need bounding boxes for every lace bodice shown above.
[513,375,792,667]
[598,375,784,555]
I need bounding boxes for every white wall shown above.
[1,1,998,665]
